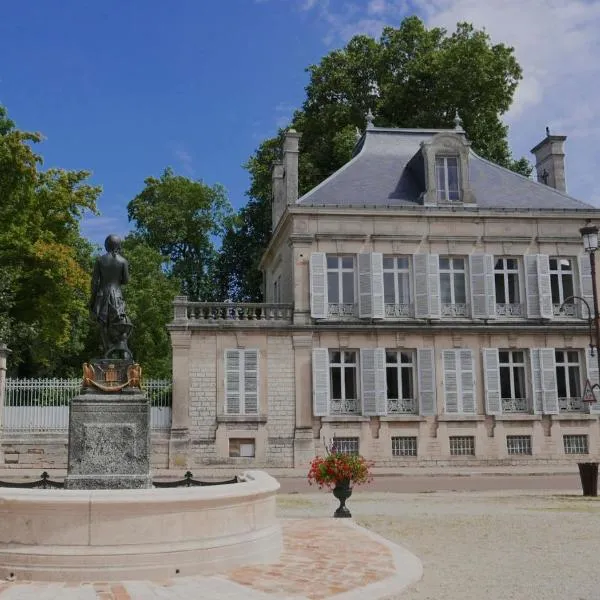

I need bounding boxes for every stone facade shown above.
[165,125,600,471]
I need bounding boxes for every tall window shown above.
[383,256,411,317]
[495,258,521,316]
[329,350,359,414]
[550,258,575,315]
[499,350,527,412]
[385,350,416,414]
[555,350,582,412]
[327,256,355,317]
[435,156,460,201]
[439,257,467,316]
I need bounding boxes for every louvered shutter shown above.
[442,350,458,413]
[525,255,541,318]
[483,348,502,415]
[243,349,259,414]
[428,254,441,318]
[459,349,476,414]
[310,252,328,319]
[360,348,386,416]
[469,254,495,319]
[371,253,385,319]
[537,255,553,319]
[225,350,241,414]
[539,348,558,414]
[417,348,436,416]
[358,253,373,318]
[530,348,544,414]
[312,348,330,416]
[585,349,600,414]
[413,254,441,319]
[579,254,594,320]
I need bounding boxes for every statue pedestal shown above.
[64,393,151,490]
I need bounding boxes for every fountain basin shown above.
[0,470,281,582]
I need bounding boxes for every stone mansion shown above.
[167,118,600,470]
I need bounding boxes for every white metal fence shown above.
[2,378,172,433]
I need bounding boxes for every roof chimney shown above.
[271,160,284,231]
[530,128,567,193]
[283,129,301,205]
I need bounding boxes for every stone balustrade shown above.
[173,296,294,325]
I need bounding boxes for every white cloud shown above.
[297,0,600,205]
[171,142,195,177]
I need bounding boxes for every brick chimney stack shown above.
[530,128,567,193]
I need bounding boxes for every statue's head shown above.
[104,234,122,253]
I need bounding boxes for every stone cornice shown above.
[314,233,368,242]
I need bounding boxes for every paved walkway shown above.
[0,519,421,600]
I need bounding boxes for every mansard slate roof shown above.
[296,127,594,210]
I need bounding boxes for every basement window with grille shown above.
[506,435,532,455]
[332,437,359,456]
[392,436,418,457]
[563,434,589,455]
[449,436,475,456]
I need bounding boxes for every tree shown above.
[0,105,100,376]
[127,168,233,301]
[219,17,531,301]
[120,238,181,379]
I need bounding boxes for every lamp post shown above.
[578,223,600,496]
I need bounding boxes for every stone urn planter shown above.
[332,479,352,518]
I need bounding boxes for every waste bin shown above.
[577,462,598,497]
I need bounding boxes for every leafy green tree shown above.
[121,238,181,379]
[127,168,233,301]
[0,105,100,376]
[219,17,531,301]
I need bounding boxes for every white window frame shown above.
[499,350,528,412]
[549,257,575,316]
[383,256,411,317]
[224,349,259,415]
[435,155,460,202]
[327,255,356,317]
[555,349,584,412]
[329,350,360,414]
[385,349,417,414]
[439,256,468,316]
[495,257,522,316]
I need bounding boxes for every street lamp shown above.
[578,223,600,496]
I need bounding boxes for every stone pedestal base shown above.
[65,393,151,490]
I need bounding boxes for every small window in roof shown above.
[435,156,460,202]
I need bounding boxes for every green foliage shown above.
[121,238,181,379]
[127,168,234,301]
[218,17,532,300]
[0,105,100,376]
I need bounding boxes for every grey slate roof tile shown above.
[296,128,595,210]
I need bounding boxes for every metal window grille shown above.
[563,434,589,455]
[506,435,532,455]
[449,436,475,456]
[3,378,172,432]
[392,436,417,457]
[332,437,359,456]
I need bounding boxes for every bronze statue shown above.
[90,234,133,360]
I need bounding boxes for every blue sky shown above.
[1,1,599,246]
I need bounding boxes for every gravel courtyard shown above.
[277,489,600,600]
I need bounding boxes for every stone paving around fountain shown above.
[0,519,421,599]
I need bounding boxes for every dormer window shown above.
[435,156,460,202]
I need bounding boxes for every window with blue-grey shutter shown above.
[579,254,594,320]
[413,254,441,319]
[442,349,475,414]
[360,348,386,416]
[483,348,502,415]
[585,348,600,414]
[417,348,436,415]
[469,254,495,319]
[358,253,385,319]
[312,348,330,416]
[310,253,328,319]
[225,349,259,415]
[525,255,553,319]
[530,348,558,414]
